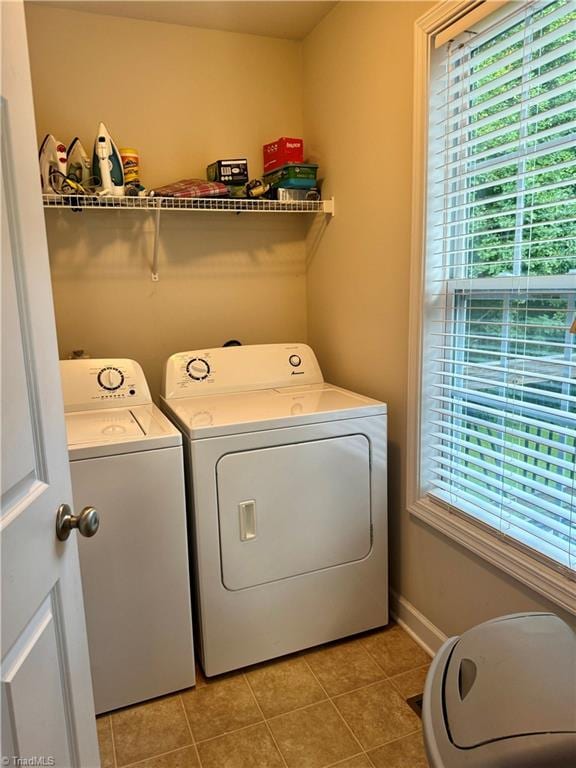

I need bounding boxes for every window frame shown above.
[407,0,576,615]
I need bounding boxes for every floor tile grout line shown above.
[107,713,118,768]
[347,636,395,681]
[207,666,408,730]
[357,639,393,679]
[365,752,378,768]
[322,750,369,768]
[325,698,366,757]
[388,666,430,699]
[302,657,365,756]
[242,672,290,768]
[120,743,198,768]
[193,716,265,745]
[114,721,424,768]
[359,631,433,680]
[111,696,198,768]
[177,693,203,768]
[305,641,389,696]
[260,691,333,723]
[306,651,426,759]
[325,656,430,701]
[329,675,396,701]
[388,662,431,683]
[306,637,428,699]
[365,726,424,755]
[323,667,428,703]
[329,670,388,698]
[399,661,431,673]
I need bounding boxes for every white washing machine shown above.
[60,359,195,714]
[161,343,388,676]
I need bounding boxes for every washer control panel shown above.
[163,343,324,399]
[60,358,152,412]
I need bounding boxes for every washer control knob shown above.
[187,357,210,381]
[97,367,124,391]
[289,354,302,367]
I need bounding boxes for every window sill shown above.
[409,496,576,616]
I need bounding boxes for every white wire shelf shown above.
[42,194,335,215]
[42,193,334,281]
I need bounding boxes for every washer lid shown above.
[65,404,182,459]
[66,409,144,445]
[444,613,576,748]
[161,383,386,439]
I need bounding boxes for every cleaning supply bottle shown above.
[119,148,139,183]
[119,147,146,196]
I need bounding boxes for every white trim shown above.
[390,591,448,656]
[409,497,576,614]
[434,0,509,48]
[407,0,576,617]
[446,275,576,291]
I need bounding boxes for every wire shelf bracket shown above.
[151,205,161,282]
[43,194,335,280]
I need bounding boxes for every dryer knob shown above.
[187,357,210,381]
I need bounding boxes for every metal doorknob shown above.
[56,503,100,541]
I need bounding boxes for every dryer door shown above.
[217,434,372,590]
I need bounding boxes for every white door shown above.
[1,2,100,766]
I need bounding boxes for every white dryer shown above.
[161,343,388,676]
[60,359,195,713]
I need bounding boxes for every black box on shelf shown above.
[207,159,249,185]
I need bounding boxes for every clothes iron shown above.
[39,134,67,194]
[92,122,124,196]
[67,137,91,188]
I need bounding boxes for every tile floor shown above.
[97,623,431,768]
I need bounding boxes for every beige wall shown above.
[27,1,575,635]
[25,4,308,397]
[303,1,575,636]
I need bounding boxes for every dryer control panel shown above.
[163,343,324,399]
[60,359,153,412]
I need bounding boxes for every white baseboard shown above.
[390,591,448,656]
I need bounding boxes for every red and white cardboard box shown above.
[263,137,304,173]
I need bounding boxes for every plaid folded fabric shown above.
[151,179,229,198]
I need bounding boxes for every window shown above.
[410,0,576,604]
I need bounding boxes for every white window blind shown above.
[424,0,576,572]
